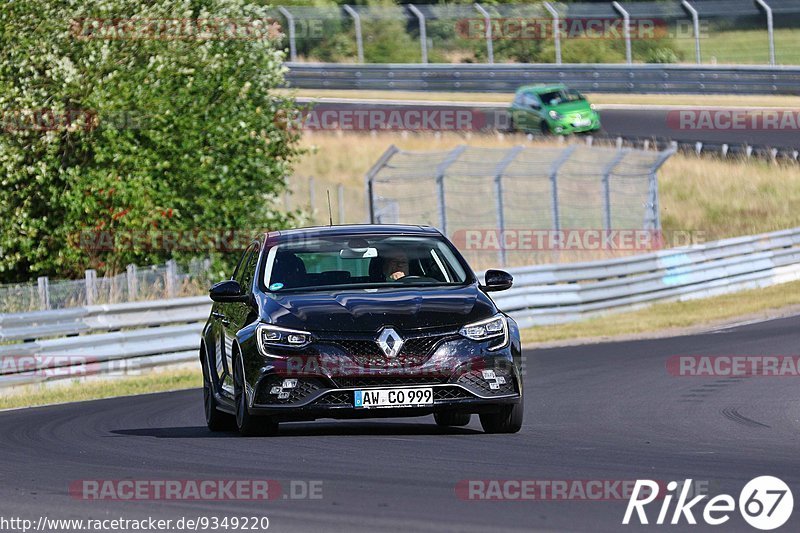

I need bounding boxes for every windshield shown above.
[538,88,585,106]
[263,234,470,292]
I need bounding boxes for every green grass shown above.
[0,368,199,410]
[674,28,800,65]
[521,279,800,345]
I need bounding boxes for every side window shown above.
[239,243,260,292]
[522,92,539,107]
[232,243,256,286]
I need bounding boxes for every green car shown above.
[509,84,601,135]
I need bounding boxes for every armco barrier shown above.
[285,63,800,95]
[2,226,800,386]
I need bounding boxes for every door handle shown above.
[211,311,225,319]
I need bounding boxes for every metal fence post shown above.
[278,7,297,62]
[166,260,177,298]
[343,5,364,63]
[407,4,428,64]
[755,0,776,65]
[493,146,523,266]
[126,264,138,301]
[601,150,628,230]
[308,176,316,222]
[434,145,467,236]
[681,0,702,64]
[646,149,676,230]
[473,3,494,64]
[543,2,562,64]
[612,2,632,65]
[85,269,97,306]
[37,276,50,310]
[337,183,345,224]
[549,145,577,234]
[364,145,400,223]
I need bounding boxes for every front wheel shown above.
[202,347,235,432]
[540,121,550,136]
[233,353,278,437]
[480,402,523,434]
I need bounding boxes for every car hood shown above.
[547,100,594,115]
[261,284,496,333]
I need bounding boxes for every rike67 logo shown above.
[623,476,793,530]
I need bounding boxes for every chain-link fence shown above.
[367,144,673,269]
[0,258,214,313]
[270,1,800,66]
[284,175,367,225]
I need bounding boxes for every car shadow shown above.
[111,421,483,438]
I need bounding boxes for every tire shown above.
[201,346,235,432]
[479,402,523,434]
[508,115,516,133]
[434,412,472,427]
[233,352,278,437]
[540,121,550,136]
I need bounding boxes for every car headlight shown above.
[459,314,508,350]
[590,103,596,110]
[548,110,562,120]
[256,324,312,355]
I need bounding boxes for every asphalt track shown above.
[297,97,800,150]
[2,315,800,532]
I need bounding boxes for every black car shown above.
[201,224,523,436]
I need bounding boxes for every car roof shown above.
[265,224,442,242]
[516,84,567,94]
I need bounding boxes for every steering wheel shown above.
[398,275,437,283]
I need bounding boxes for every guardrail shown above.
[285,63,800,95]
[0,297,210,388]
[489,227,800,328]
[2,226,800,387]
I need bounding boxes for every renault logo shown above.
[376,327,404,358]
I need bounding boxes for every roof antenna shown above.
[326,189,334,226]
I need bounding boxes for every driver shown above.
[382,249,410,281]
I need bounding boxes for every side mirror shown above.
[209,280,249,303]
[481,269,513,292]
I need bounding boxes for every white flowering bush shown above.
[0,0,301,281]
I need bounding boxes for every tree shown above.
[0,0,301,282]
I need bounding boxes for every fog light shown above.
[269,386,281,395]
[282,378,298,389]
[277,391,290,400]
[481,370,496,380]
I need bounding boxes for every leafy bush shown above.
[0,0,302,282]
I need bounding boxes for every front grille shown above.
[456,369,516,396]
[434,386,474,401]
[322,332,457,369]
[314,391,353,406]
[332,375,447,389]
[254,376,323,405]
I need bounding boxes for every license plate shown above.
[573,118,591,127]
[354,387,433,408]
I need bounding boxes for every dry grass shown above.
[280,88,800,109]
[0,367,198,410]
[293,131,800,242]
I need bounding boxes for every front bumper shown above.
[242,329,523,421]
[550,114,601,135]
